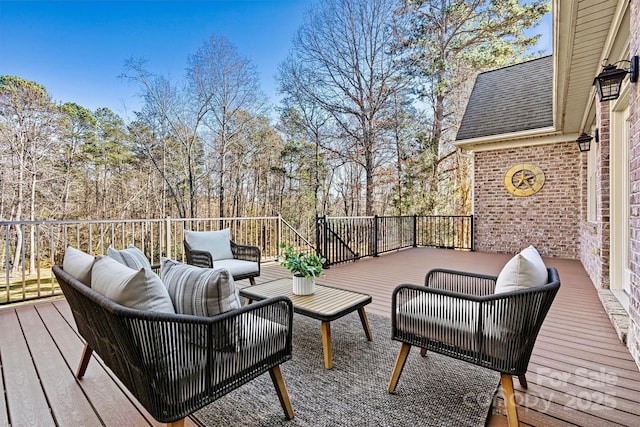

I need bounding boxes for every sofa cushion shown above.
[63,246,95,286]
[107,245,152,271]
[161,258,241,316]
[495,245,547,294]
[215,259,259,277]
[184,229,234,261]
[91,255,175,313]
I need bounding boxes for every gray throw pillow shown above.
[91,255,175,313]
[161,258,241,316]
[63,246,95,286]
[107,245,152,271]
[161,258,241,350]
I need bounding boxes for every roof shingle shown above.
[455,55,553,141]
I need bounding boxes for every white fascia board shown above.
[453,127,573,152]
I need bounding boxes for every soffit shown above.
[557,0,622,134]
[458,0,623,151]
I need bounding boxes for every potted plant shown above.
[277,243,326,295]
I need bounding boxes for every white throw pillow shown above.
[184,229,234,261]
[63,246,95,286]
[107,245,152,271]
[91,255,175,313]
[495,245,547,294]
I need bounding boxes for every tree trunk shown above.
[29,172,37,275]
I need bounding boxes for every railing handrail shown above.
[0,215,282,227]
[0,215,309,305]
[280,217,315,249]
[318,214,473,266]
[1,214,473,305]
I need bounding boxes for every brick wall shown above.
[474,141,583,258]
[627,0,640,368]
[579,101,611,289]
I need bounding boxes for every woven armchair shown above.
[52,265,294,426]
[184,240,261,285]
[388,268,560,427]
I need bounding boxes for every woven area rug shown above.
[194,312,499,426]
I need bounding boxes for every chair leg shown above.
[501,374,519,427]
[249,277,256,286]
[518,374,528,389]
[166,419,185,427]
[76,343,93,379]
[269,365,294,420]
[388,343,411,393]
[420,348,427,357]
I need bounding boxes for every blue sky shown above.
[0,0,308,118]
[0,1,552,121]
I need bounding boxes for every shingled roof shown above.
[455,55,553,141]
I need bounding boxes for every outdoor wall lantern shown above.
[593,55,639,102]
[576,132,593,152]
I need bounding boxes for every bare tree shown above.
[123,60,206,218]
[0,76,58,273]
[59,102,96,218]
[278,59,332,215]
[279,0,406,215]
[187,35,267,218]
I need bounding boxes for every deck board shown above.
[1,248,639,426]
[36,302,157,426]
[16,305,102,426]
[0,308,55,426]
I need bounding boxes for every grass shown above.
[0,273,61,305]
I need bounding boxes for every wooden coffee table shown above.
[240,278,373,369]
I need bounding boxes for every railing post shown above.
[166,216,172,260]
[278,214,282,258]
[373,215,379,257]
[316,215,324,265]
[413,214,417,247]
[470,214,474,251]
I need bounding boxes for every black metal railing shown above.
[317,215,473,266]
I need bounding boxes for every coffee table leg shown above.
[321,321,333,369]
[358,307,373,341]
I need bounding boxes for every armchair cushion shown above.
[63,246,94,286]
[91,255,175,313]
[215,259,259,277]
[161,258,241,316]
[184,229,234,261]
[107,245,153,271]
[397,294,479,350]
[495,245,547,294]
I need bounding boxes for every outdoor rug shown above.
[194,312,500,426]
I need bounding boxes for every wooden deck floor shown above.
[1,248,639,426]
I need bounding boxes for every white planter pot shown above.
[292,275,315,295]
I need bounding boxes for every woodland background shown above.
[0,0,549,231]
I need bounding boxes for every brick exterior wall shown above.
[628,0,640,368]
[579,103,611,289]
[474,141,582,259]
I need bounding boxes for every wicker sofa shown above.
[388,267,560,427]
[52,265,294,426]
